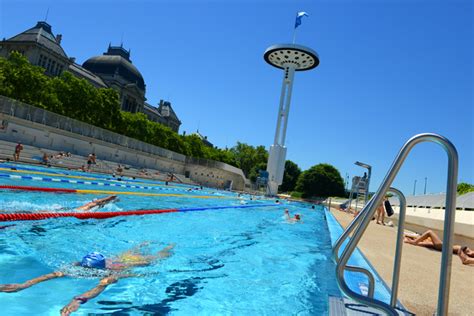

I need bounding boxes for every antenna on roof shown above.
[120,32,124,47]
[44,7,50,21]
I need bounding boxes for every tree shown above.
[248,162,267,183]
[0,51,61,110]
[295,163,345,198]
[457,182,474,195]
[279,160,301,193]
[229,142,268,178]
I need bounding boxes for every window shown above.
[46,59,51,73]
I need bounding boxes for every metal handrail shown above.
[332,196,376,298]
[335,133,458,316]
[333,196,375,262]
[333,188,405,302]
[387,188,406,308]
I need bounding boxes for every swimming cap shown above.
[81,252,106,269]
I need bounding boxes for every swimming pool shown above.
[0,162,388,315]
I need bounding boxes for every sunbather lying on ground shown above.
[404,230,474,265]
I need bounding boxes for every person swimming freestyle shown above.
[0,243,175,316]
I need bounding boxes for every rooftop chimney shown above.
[56,34,62,44]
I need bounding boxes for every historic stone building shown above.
[0,21,181,132]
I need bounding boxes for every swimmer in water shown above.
[75,195,118,211]
[284,209,302,223]
[0,243,175,316]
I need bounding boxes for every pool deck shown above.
[329,208,474,315]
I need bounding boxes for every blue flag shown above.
[294,11,309,28]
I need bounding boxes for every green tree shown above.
[0,51,61,110]
[248,162,267,182]
[295,163,345,198]
[279,160,302,193]
[457,182,474,195]
[230,142,268,178]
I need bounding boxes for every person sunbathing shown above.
[404,230,474,265]
[0,243,175,315]
[458,247,474,265]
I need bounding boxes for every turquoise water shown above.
[0,163,341,315]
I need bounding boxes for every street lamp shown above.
[424,177,428,195]
[355,161,372,205]
[413,179,417,196]
[264,44,319,196]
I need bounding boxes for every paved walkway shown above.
[330,208,474,316]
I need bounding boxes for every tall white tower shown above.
[264,44,319,196]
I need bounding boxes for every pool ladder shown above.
[332,133,458,316]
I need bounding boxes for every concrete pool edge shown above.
[323,207,408,312]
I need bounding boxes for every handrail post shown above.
[333,196,375,260]
[388,188,406,307]
[437,140,458,316]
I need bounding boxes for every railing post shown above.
[388,188,407,307]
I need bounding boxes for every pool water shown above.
[0,162,342,315]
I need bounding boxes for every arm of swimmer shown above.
[60,274,130,316]
[141,243,176,262]
[157,243,176,260]
[76,202,94,212]
[0,271,65,293]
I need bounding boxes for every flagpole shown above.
[292,11,297,44]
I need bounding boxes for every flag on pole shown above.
[294,11,309,28]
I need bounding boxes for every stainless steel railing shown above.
[333,188,406,303]
[332,196,376,297]
[334,133,458,316]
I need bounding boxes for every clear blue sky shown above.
[1,0,472,195]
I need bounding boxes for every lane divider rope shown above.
[0,173,195,194]
[0,185,231,199]
[0,167,184,189]
[0,204,278,222]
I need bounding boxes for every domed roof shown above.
[82,45,145,91]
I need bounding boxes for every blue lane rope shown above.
[0,173,206,194]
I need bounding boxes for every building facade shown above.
[0,21,181,132]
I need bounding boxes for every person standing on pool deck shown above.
[0,243,175,316]
[86,154,93,171]
[13,142,23,162]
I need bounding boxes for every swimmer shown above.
[284,209,302,223]
[76,195,118,211]
[0,243,175,316]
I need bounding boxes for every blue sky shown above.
[1,0,472,195]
